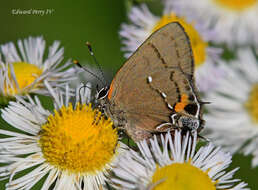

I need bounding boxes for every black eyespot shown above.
[184,103,198,115]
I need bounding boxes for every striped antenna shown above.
[85,42,107,87]
[73,60,106,86]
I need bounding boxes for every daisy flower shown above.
[111,130,248,190]
[0,83,126,189]
[174,0,258,46]
[0,36,78,104]
[204,48,258,167]
[120,2,224,92]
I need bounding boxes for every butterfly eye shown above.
[96,86,110,100]
[184,103,198,116]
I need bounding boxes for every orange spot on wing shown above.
[108,80,114,100]
[175,102,187,112]
[181,94,188,102]
[174,94,188,112]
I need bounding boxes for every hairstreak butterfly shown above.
[95,22,205,142]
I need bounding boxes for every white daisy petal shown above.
[205,48,258,167]
[111,131,248,189]
[175,0,258,46]
[0,36,80,100]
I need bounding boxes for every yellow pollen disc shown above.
[5,62,43,95]
[39,103,118,174]
[153,13,207,67]
[214,0,257,11]
[245,83,258,124]
[151,163,216,190]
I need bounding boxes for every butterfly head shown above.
[96,86,110,100]
[95,86,110,112]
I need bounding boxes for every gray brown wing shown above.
[108,22,197,132]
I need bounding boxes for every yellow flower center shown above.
[151,163,216,190]
[153,13,207,68]
[214,0,258,11]
[39,103,118,174]
[245,83,258,123]
[5,62,43,95]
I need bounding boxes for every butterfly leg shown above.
[171,113,177,125]
[155,122,172,132]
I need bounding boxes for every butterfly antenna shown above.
[86,42,107,86]
[73,60,106,86]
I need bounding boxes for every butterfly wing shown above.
[107,22,201,141]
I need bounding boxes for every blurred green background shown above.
[0,0,126,82]
[0,0,257,189]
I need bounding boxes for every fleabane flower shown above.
[0,83,126,190]
[120,2,224,92]
[111,130,248,190]
[174,0,258,46]
[0,36,78,105]
[205,48,258,167]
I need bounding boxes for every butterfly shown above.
[95,22,205,142]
